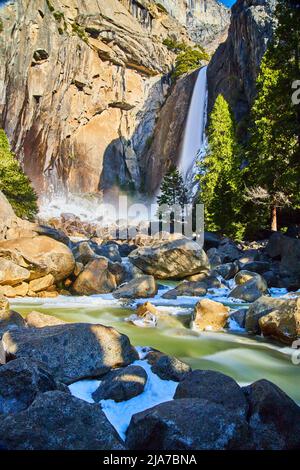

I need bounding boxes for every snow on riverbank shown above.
[68,355,177,441]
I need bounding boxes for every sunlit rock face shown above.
[0,0,174,195]
[207,0,277,122]
[0,0,229,198]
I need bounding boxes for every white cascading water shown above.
[178,65,208,194]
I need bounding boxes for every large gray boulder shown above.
[2,323,138,384]
[174,370,248,418]
[113,275,157,299]
[125,398,253,450]
[243,379,300,450]
[0,391,124,450]
[92,365,147,402]
[0,358,59,415]
[128,238,209,279]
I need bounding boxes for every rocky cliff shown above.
[207,0,277,123]
[153,0,230,52]
[0,0,228,198]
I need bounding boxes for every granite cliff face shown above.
[153,0,230,52]
[0,0,228,198]
[207,0,277,122]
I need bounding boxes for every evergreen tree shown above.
[197,94,242,238]
[157,166,188,208]
[0,129,38,219]
[244,0,300,232]
[157,166,189,231]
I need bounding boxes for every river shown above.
[12,287,300,404]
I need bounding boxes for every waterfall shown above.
[178,66,208,195]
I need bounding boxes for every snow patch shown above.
[68,359,177,441]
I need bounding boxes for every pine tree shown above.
[244,0,300,232]
[197,94,242,238]
[157,166,188,208]
[0,129,38,219]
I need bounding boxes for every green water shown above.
[13,298,300,403]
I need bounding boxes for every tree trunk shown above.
[271,205,277,232]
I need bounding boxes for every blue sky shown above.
[220,0,236,6]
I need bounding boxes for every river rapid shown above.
[12,284,300,404]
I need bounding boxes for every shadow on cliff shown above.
[99,72,197,200]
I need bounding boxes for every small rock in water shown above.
[193,298,230,331]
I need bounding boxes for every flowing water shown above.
[12,290,300,404]
[178,66,208,190]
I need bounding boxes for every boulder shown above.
[0,295,9,312]
[0,258,30,286]
[235,270,259,285]
[185,271,210,282]
[0,358,59,415]
[217,239,241,263]
[194,298,230,331]
[259,297,300,345]
[125,398,253,450]
[174,370,248,418]
[170,281,207,297]
[0,285,17,297]
[28,274,55,293]
[0,236,75,282]
[229,275,268,302]
[146,350,191,382]
[92,365,147,402]
[204,231,222,250]
[26,311,66,328]
[265,233,300,288]
[73,241,97,265]
[0,308,26,338]
[94,243,122,263]
[72,257,117,295]
[128,238,209,279]
[12,282,29,296]
[242,261,271,274]
[213,262,239,280]
[243,379,300,449]
[0,391,124,450]
[0,191,15,219]
[2,323,138,384]
[136,302,159,317]
[35,224,70,246]
[113,275,157,299]
[246,296,287,334]
[230,308,247,329]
